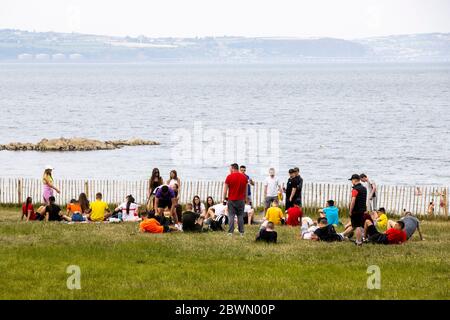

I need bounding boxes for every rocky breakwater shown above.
[0,138,159,151]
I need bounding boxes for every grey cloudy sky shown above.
[1,0,449,38]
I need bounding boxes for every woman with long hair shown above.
[21,196,36,221]
[147,168,163,211]
[115,195,140,222]
[42,165,60,205]
[167,170,181,190]
[78,192,90,214]
[205,196,215,212]
[192,195,206,215]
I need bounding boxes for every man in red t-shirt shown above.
[223,163,248,235]
[286,199,303,226]
[364,219,407,245]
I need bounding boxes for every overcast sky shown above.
[1,0,449,39]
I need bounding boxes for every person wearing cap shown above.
[293,167,303,207]
[360,173,377,211]
[285,169,300,210]
[343,174,367,246]
[42,165,60,205]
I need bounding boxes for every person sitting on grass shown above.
[369,207,388,232]
[243,203,255,225]
[21,197,37,221]
[87,192,111,222]
[364,219,407,245]
[311,217,343,242]
[387,212,423,241]
[45,196,71,222]
[286,199,303,226]
[67,198,85,222]
[140,210,177,233]
[265,199,284,225]
[322,200,339,226]
[114,195,140,222]
[256,221,277,243]
[182,203,205,232]
[211,198,229,226]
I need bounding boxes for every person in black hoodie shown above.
[256,221,278,243]
[312,217,343,242]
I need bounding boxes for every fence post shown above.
[84,180,89,197]
[443,187,448,219]
[17,178,23,205]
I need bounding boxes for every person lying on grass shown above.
[256,221,277,243]
[139,210,177,233]
[387,211,423,241]
[311,217,343,242]
[364,219,407,245]
[45,196,71,222]
[300,216,318,239]
[182,203,205,232]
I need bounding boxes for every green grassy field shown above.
[0,207,449,300]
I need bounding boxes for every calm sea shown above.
[0,63,449,185]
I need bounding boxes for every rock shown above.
[0,137,159,151]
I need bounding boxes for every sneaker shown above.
[240,233,244,237]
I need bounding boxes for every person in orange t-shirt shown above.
[140,211,177,233]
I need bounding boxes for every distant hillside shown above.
[0,29,449,62]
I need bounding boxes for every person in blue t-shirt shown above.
[322,200,340,226]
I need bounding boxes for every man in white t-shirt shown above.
[360,173,377,211]
[264,168,282,213]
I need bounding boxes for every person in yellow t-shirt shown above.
[87,192,111,222]
[375,207,388,232]
[265,199,284,225]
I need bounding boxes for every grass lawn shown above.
[0,207,449,300]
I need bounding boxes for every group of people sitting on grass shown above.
[20,165,423,245]
[20,191,423,246]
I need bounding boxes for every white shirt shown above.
[264,176,280,197]
[244,204,252,213]
[212,203,227,216]
[118,202,140,221]
[193,202,206,213]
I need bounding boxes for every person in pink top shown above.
[42,165,60,205]
[223,163,248,236]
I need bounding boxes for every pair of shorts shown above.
[157,198,172,209]
[265,196,278,208]
[350,212,364,228]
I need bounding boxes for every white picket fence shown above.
[0,178,448,217]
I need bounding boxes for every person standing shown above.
[223,163,248,236]
[264,168,282,214]
[360,173,377,211]
[146,168,163,211]
[42,165,60,205]
[347,174,367,246]
[293,167,304,207]
[285,169,299,210]
[239,165,254,205]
